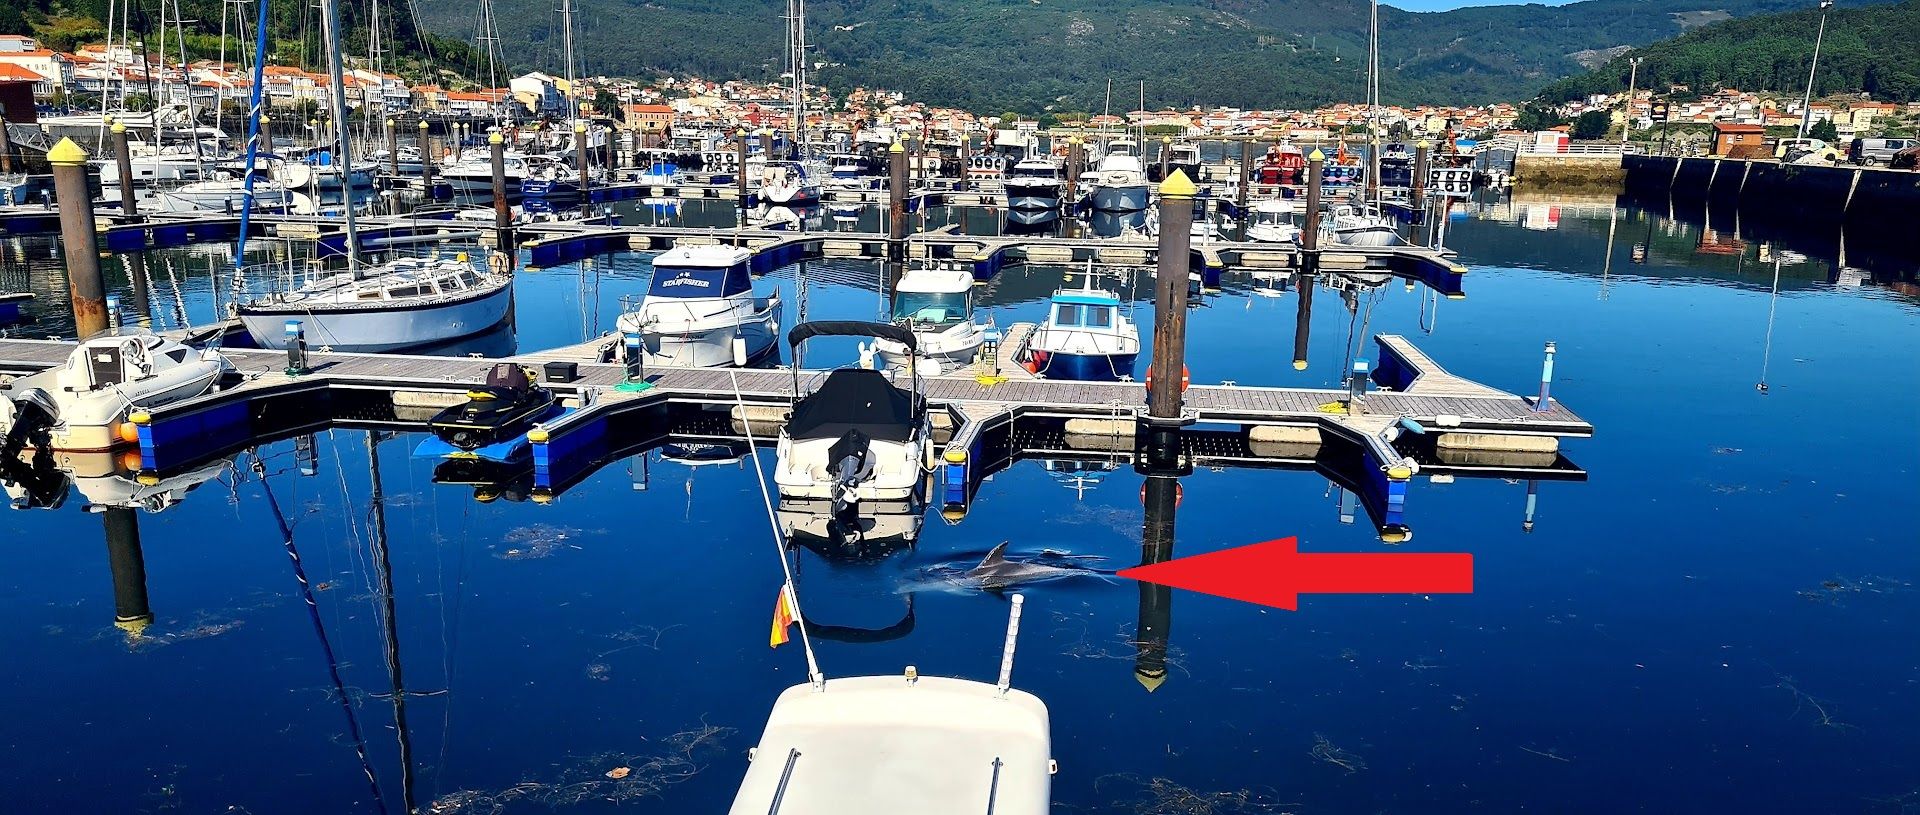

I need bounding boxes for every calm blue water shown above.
[2,196,1916,814]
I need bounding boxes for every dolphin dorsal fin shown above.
[977,541,1010,569]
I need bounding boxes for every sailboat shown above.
[757,0,822,206]
[1329,0,1405,248]
[234,0,513,352]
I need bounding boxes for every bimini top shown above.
[787,368,916,443]
[787,320,915,352]
[648,245,753,298]
[1049,288,1120,307]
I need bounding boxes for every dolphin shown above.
[900,542,1112,594]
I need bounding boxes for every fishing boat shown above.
[1003,154,1064,211]
[613,245,781,367]
[1165,140,1202,180]
[759,160,822,205]
[1245,199,1301,244]
[773,321,933,541]
[1253,144,1306,186]
[1023,278,1139,381]
[872,262,987,374]
[1327,202,1404,247]
[1086,147,1148,212]
[0,333,231,454]
[428,363,560,451]
[825,153,871,188]
[237,253,515,352]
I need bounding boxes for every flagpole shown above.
[731,369,825,688]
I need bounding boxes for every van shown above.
[1849,138,1916,165]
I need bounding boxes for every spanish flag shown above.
[769,583,798,648]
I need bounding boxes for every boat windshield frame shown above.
[890,290,972,328]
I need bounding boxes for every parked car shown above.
[1849,138,1917,165]
[1775,138,1841,165]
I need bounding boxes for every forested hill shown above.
[1538,0,1919,103]
[412,0,1900,112]
[0,0,484,84]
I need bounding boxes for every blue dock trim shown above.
[1318,418,1415,541]
[1371,337,1419,392]
[529,401,613,494]
[133,378,333,472]
[0,209,64,237]
[1385,251,1467,299]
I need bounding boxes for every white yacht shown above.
[1003,154,1064,211]
[872,263,987,375]
[1245,199,1301,244]
[759,160,822,205]
[1165,140,1203,179]
[440,151,537,195]
[0,333,230,454]
[1023,278,1140,381]
[1086,142,1148,211]
[613,245,781,368]
[237,254,514,352]
[1327,202,1404,247]
[773,322,933,533]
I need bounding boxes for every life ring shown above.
[1140,481,1183,508]
[487,251,513,275]
[1144,364,1190,393]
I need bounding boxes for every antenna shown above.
[729,369,826,688]
[995,593,1026,697]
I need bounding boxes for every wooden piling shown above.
[0,101,14,175]
[490,131,512,257]
[386,117,399,176]
[735,130,749,207]
[957,131,970,192]
[1148,170,1197,422]
[1066,137,1082,208]
[418,120,434,192]
[49,138,107,339]
[112,122,137,217]
[575,120,590,212]
[888,141,907,259]
[1237,140,1251,211]
[1412,139,1431,210]
[1292,274,1313,371]
[104,507,153,638]
[1158,136,1171,181]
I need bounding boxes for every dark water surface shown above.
[2,195,1917,814]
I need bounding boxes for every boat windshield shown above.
[1007,163,1057,179]
[892,291,970,327]
[1052,303,1114,328]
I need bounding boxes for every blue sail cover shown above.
[648,260,751,298]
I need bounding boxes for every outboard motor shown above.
[826,427,871,540]
[0,387,60,463]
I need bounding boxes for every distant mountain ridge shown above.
[413,0,1901,112]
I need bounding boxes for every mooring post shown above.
[1237,140,1251,212]
[49,138,107,339]
[1158,136,1171,181]
[1303,149,1325,273]
[888,141,907,260]
[1412,139,1431,212]
[259,113,273,157]
[957,130,970,192]
[0,101,13,175]
[1292,275,1313,371]
[112,121,137,218]
[1144,169,1197,468]
[385,117,399,176]
[1523,479,1539,533]
[1534,341,1556,411]
[1136,469,1178,692]
[104,507,154,640]
[575,120,590,211]
[735,129,749,208]
[759,128,773,159]
[418,120,434,193]
[490,130,512,256]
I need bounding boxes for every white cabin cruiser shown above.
[773,322,933,543]
[1023,280,1139,381]
[1245,199,1301,244]
[1086,151,1148,211]
[237,254,514,352]
[1003,154,1064,211]
[440,151,534,195]
[613,245,782,368]
[1327,202,1404,247]
[759,160,822,205]
[0,333,231,454]
[873,262,987,375]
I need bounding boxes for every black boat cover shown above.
[786,368,916,442]
[786,321,915,351]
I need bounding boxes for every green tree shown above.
[1571,109,1611,140]
[1514,101,1565,132]
[1809,118,1839,141]
[594,88,623,122]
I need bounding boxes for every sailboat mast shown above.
[365,433,417,814]
[789,0,805,157]
[1368,0,1381,205]
[318,0,362,271]
[561,0,577,125]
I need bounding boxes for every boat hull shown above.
[1091,183,1149,211]
[238,281,514,353]
[620,301,783,368]
[1029,349,1136,382]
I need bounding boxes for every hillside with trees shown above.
[1539,0,1920,103]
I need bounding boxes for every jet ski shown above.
[428,363,560,450]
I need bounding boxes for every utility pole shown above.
[1797,0,1835,140]
[1621,56,1642,148]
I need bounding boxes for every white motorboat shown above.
[1245,199,1301,244]
[1003,154,1064,210]
[0,333,230,454]
[773,322,933,536]
[1327,202,1404,247]
[1165,140,1203,180]
[441,151,536,195]
[237,254,514,352]
[0,449,231,513]
[872,262,987,375]
[613,244,782,368]
[1023,278,1139,381]
[759,160,822,205]
[825,153,871,189]
[1086,147,1148,212]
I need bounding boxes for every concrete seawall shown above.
[1622,155,1920,235]
[1513,155,1626,187]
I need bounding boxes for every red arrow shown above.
[1116,537,1473,611]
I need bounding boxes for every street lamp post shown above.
[1621,57,1642,148]
[1797,0,1836,140]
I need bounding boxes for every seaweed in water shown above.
[424,722,734,814]
[1796,575,1912,605]
[493,524,601,561]
[1094,773,1298,815]
[1309,733,1367,774]
[1774,676,1854,731]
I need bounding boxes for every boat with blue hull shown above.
[1023,282,1139,382]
